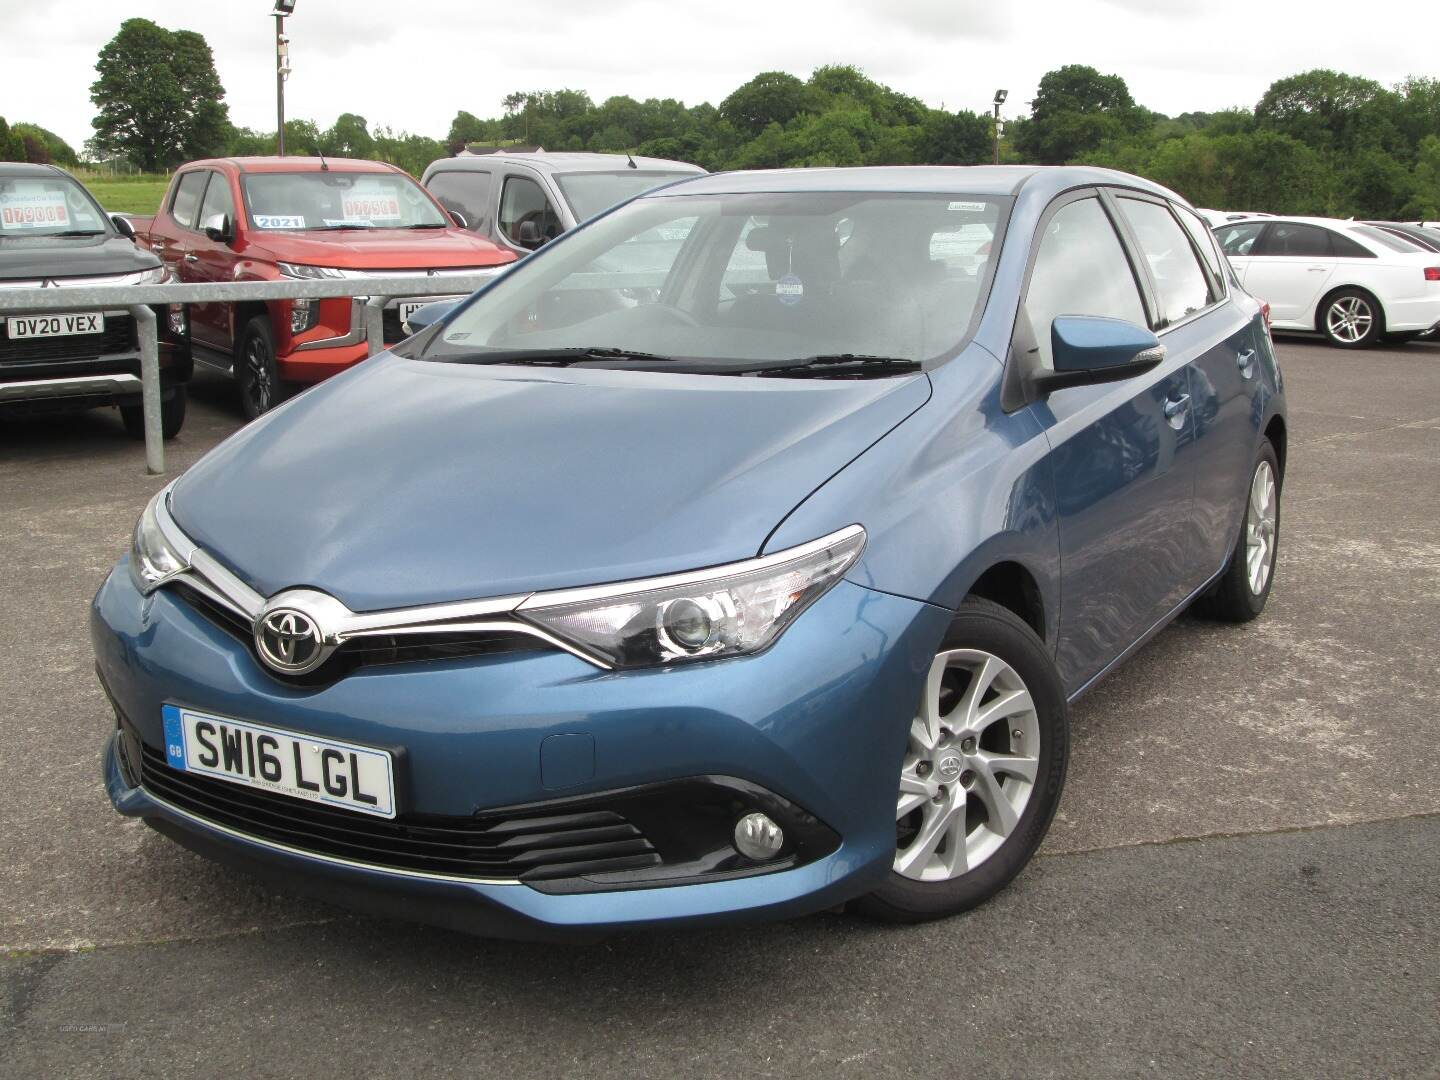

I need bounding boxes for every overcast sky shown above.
[3,0,1433,153]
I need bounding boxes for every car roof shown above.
[182,157,406,175]
[435,152,704,175]
[0,161,74,179]
[647,165,1188,206]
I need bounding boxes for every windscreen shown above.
[0,176,108,236]
[241,171,447,231]
[425,190,1005,372]
[554,170,699,221]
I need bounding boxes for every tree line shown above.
[3,17,1439,220]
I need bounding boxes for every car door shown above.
[186,170,240,350]
[1213,220,1265,287]
[149,169,208,280]
[1018,191,1198,691]
[1240,222,1336,325]
[1116,194,1264,581]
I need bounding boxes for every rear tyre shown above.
[853,597,1068,923]
[120,385,187,441]
[1319,288,1384,349]
[236,315,286,420]
[1193,440,1281,622]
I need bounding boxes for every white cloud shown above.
[1,0,1432,155]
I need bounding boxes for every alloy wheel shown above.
[245,337,272,414]
[894,648,1040,882]
[1326,296,1372,344]
[1246,460,1277,595]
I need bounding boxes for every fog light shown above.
[290,298,318,334]
[734,812,784,860]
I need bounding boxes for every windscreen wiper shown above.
[46,230,108,237]
[439,346,677,367]
[751,354,923,378]
[402,223,448,229]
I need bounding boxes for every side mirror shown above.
[110,214,136,239]
[516,219,545,249]
[1029,316,1165,397]
[203,213,234,244]
[448,209,469,230]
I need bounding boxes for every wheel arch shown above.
[962,560,1047,643]
[1263,413,1287,480]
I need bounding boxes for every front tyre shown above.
[1194,440,1281,622]
[236,315,286,420]
[1320,288,1384,348]
[854,598,1069,923]
[120,385,187,441]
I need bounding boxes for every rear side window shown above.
[1116,197,1213,326]
[170,171,209,230]
[198,171,234,229]
[1349,226,1416,254]
[498,175,561,246]
[1255,223,1332,257]
[1215,222,1264,256]
[427,170,492,231]
[1025,197,1147,369]
[1175,205,1225,287]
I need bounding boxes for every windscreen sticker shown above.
[340,179,402,223]
[0,188,71,229]
[254,214,306,229]
[947,201,989,212]
[775,274,804,306]
[321,218,376,228]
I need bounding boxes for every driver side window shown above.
[1024,197,1147,368]
[198,171,234,232]
[499,175,560,248]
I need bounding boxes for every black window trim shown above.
[1101,187,1224,336]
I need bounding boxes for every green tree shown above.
[445,110,490,154]
[915,110,993,165]
[90,18,229,170]
[720,72,809,137]
[0,118,23,162]
[1255,70,1388,153]
[325,113,374,158]
[1016,65,1144,164]
[11,124,78,165]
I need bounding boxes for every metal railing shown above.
[0,275,497,475]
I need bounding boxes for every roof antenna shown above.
[626,152,638,169]
[316,144,330,171]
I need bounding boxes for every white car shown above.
[1214,217,1440,348]
[1196,209,1273,228]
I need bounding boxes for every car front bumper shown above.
[92,561,950,937]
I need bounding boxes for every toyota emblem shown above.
[255,608,325,674]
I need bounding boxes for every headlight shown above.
[130,489,191,594]
[517,526,865,668]
[277,262,348,280]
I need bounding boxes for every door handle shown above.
[1163,393,1191,419]
[1236,349,1256,375]
[183,253,198,263]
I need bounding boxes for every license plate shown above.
[161,705,396,818]
[7,312,103,339]
[396,298,458,324]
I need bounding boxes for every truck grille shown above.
[138,740,662,882]
[0,313,135,369]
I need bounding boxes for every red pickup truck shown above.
[134,157,515,417]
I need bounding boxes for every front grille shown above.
[0,313,135,368]
[138,741,661,881]
[168,581,545,685]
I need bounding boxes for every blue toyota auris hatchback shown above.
[94,166,1285,937]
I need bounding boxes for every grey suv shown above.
[420,151,704,256]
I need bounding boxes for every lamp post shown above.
[992,89,1008,166]
[274,0,296,156]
